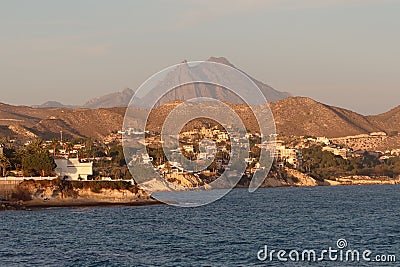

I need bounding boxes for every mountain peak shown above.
[122,88,134,94]
[206,56,235,67]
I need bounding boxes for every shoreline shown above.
[1,198,164,211]
[24,198,164,208]
[2,182,399,211]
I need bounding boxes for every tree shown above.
[165,161,172,174]
[208,161,218,173]
[109,145,126,166]
[0,137,7,148]
[20,139,56,176]
[85,138,94,158]
[66,143,74,157]
[0,154,11,177]
[111,167,121,180]
[51,138,59,156]
[154,148,165,165]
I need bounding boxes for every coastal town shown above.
[1,124,400,195]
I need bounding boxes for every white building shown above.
[274,145,303,169]
[316,137,330,146]
[370,132,387,136]
[55,158,93,180]
[182,145,194,153]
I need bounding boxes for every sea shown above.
[0,185,399,266]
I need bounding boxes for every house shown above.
[182,145,194,153]
[274,145,303,169]
[391,149,400,156]
[54,158,93,180]
[198,152,207,160]
[142,154,153,164]
[73,144,86,150]
[217,132,229,140]
[370,132,387,136]
[316,137,330,146]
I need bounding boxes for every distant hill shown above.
[31,89,136,110]
[368,105,400,134]
[83,88,135,109]
[32,101,77,109]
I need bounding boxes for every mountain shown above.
[83,88,135,109]
[32,101,77,109]
[1,98,399,145]
[78,57,290,109]
[139,57,290,108]
[208,57,291,102]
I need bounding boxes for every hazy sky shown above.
[0,0,399,115]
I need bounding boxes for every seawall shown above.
[0,180,21,200]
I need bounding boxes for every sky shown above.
[0,0,399,115]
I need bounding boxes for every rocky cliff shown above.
[9,179,156,207]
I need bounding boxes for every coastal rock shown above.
[284,168,319,186]
[8,179,153,207]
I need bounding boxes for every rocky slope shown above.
[368,105,400,134]
[0,97,399,144]
[270,97,382,138]
[0,102,131,140]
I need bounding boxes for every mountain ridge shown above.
[1,97,398,144]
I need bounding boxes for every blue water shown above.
[1,185,399,266]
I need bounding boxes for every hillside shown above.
[0,103,130,140]
[144,97,396,139]
[270,97,382,138]
[368,105,400,134]
[0,98,399,143]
